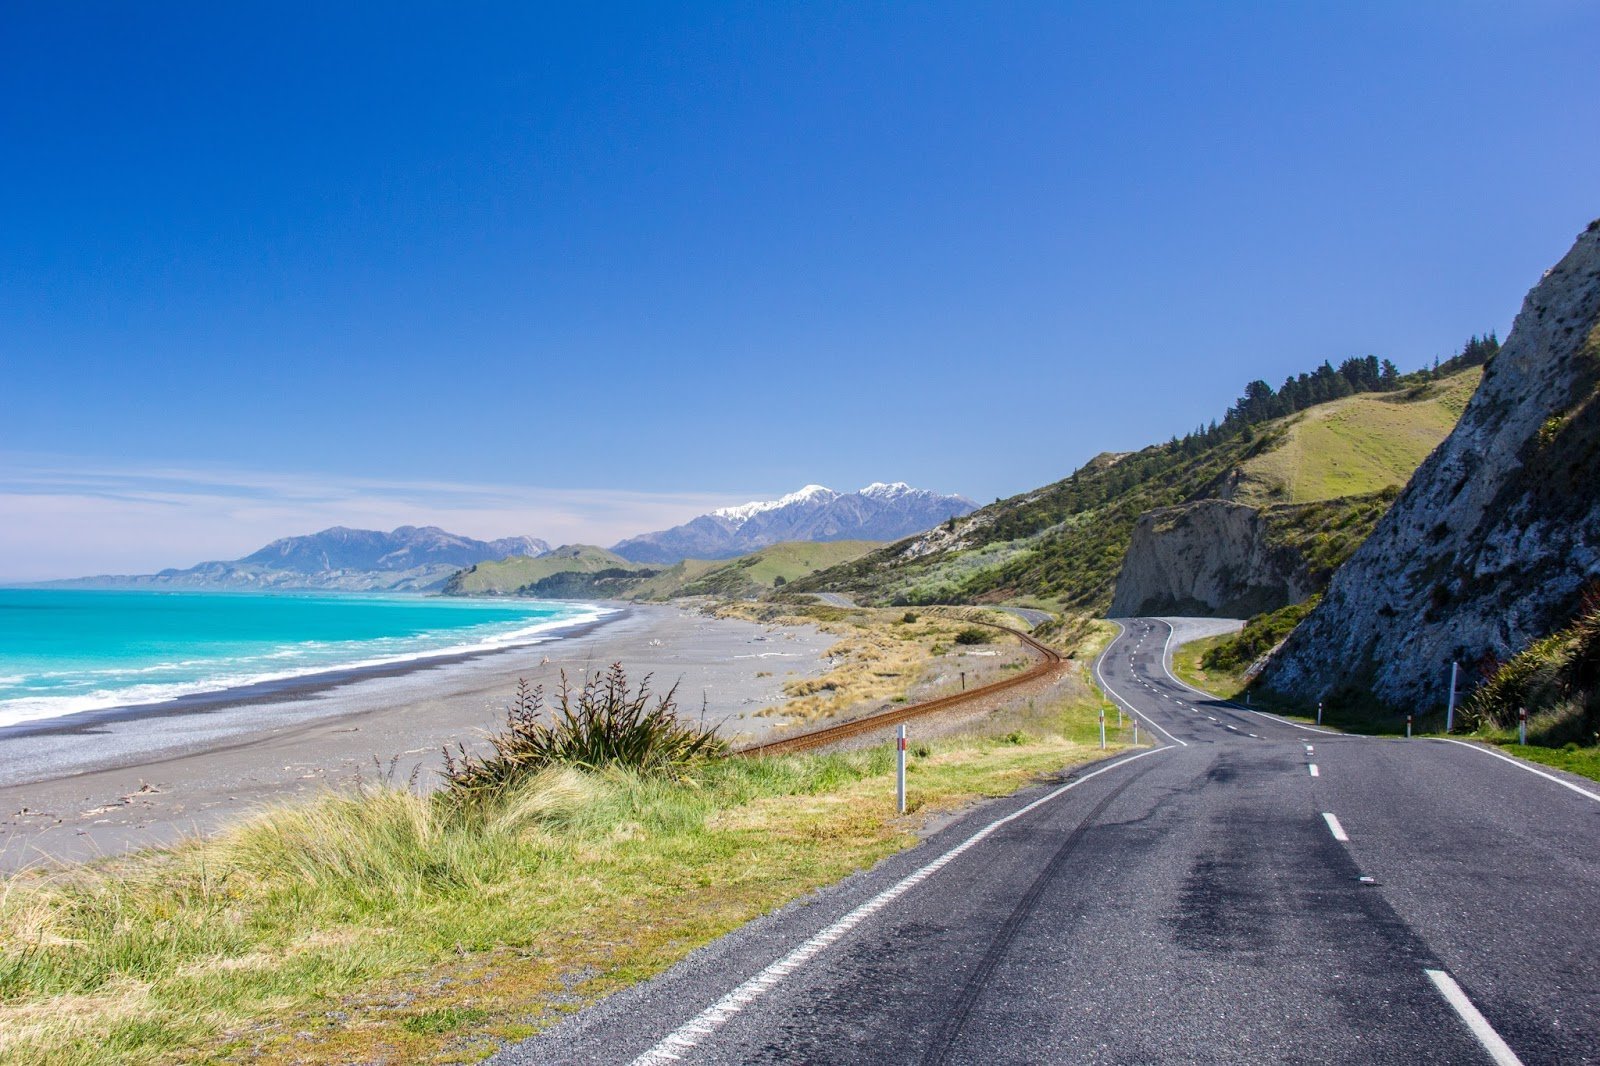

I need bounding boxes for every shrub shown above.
[1463,587,1600,745]
[1204,595,1321,673]
[442,665,726,797]
[954,626,994,646]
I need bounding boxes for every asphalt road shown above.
[494,619,1600,1065]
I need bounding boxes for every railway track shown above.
[738,620,1067,757]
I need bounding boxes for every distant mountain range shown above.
[610,483,978,564]
[56,526,551,593]
[49,481,975,591]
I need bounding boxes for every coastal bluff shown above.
[1108,500,1315,618]
[1260,221,1600,707]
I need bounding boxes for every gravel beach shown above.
[0,603,834,872]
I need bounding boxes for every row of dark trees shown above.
[1161,333,1500,457]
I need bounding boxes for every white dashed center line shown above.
[1308,764,1319,777]
[1426,969,1526,1065]
[1322,812,1349,841]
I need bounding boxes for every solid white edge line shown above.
[1322,812,1349,841]
[629,745,1172,1066]
[1093,622,1189,748]
[1425,969,1525,1066]
[1432,738,1600,804]
[1153,620,1346,736]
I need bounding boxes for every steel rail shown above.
[738,619,1065,757]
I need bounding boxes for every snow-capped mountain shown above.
[611,483,976,564]
[57,526,551,592]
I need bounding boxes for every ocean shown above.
[0,588,606,729]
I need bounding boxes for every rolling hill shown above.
[791,363,1484,615]
[54,526,551,593]
[440,545,645,596]
[441,540,883,601]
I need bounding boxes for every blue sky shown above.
[3,2,1598,578]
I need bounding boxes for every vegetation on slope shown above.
[1200,595,1322,675]
[0,667,1122,1064]
[1232,371,1480,504]
[442,545,645,595]
[443,541,883,601]
[662,541,882,600]
[793,356,1483,613]
[1464,586,1600,753]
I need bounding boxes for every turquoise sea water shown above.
[0,588,605,728]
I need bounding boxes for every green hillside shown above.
[1232,370,1479,504]
[441,545,645,596]
[660,540,882,599]
[441,540,883,601]
[793,364,1482,612]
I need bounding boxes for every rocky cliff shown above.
[1260,221,1600,708]
[1109,500,1316,617]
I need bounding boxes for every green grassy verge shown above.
[1168,632,1250,700]
[0,674,1126,1064]
[1169,632,1412,736]
[1473,736,1600,783]
[1172,635,1600,780]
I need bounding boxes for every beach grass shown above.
[0,662,1123,1064]
[717,601,1035,726]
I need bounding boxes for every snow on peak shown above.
[859,481,916,500]
[712,484,841,523]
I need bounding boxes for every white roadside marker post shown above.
[1446,660,1459,734]
[1099,706,1107,750]
[1317,701,1323,726]
[1407,713,1413,739]
[896,725,907,814]
[1133,719,1139,745]
[1519,707,1527,746]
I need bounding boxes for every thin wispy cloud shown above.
[0,454,755,582]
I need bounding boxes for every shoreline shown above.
[0,603,838,872]
[0,602,622,744]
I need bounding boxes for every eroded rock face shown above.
[1260,222,1600,708]
[1109,500,1314,617]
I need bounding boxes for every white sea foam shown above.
[0,604,613,730]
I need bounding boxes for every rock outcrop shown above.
[1260,221,1600,708]
[1109,500,1315,617]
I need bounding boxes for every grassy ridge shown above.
[794,368,1479,612]
[657,541,882,600]
[1232,370,1478,504]
[442,545,644,595]
[790,432,1271,610]
[0,670,1125,1064]
[442,541,883,601]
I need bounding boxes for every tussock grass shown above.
[716,603,1029,723]
[443,666,725,796]
[0,675,1114,1064]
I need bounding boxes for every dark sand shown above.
[0,603,834,872]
